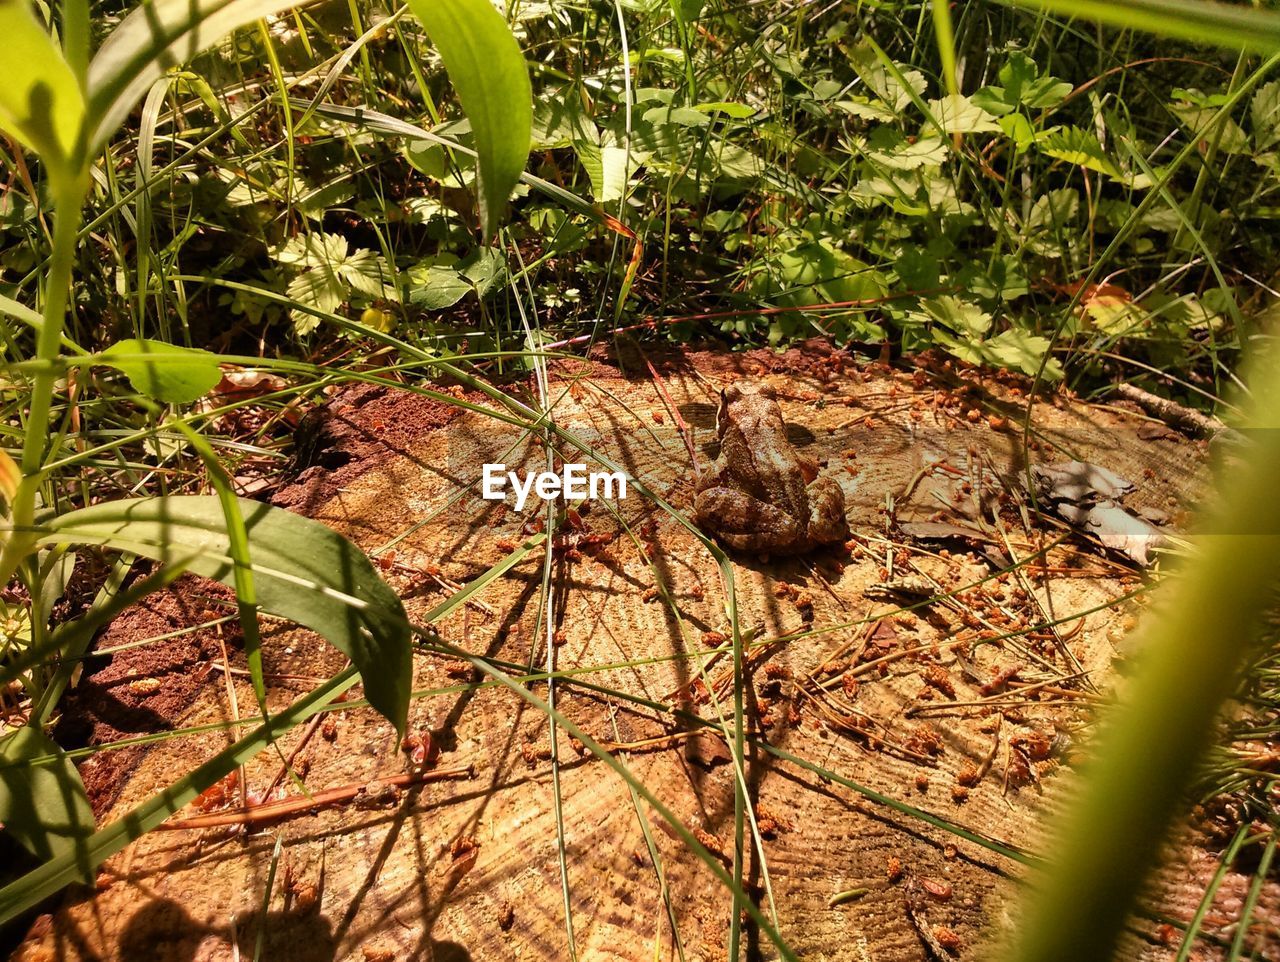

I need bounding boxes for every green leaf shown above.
[692,101,756,119]
[757,241,889,307]
[461,247,508,297]
[981,328,1064,379]
[0,726,95,872]
[1169,101,1250,154]
[87,0,314,151]
[918,295,993,337]
[0,0,86,180]
[1038,126,1123,178]
[98,338,222,404]
[1251,80,1280,150]
[41,496,412,736]
[973,52,1072,115]
[927,95,1001,134]
[578,142,643,203]
[339,250,395,300]
[405,0,533,238]
[847,42,928,112]
[409,262,472,310]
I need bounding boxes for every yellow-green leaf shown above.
[98,338,222,404]
[0,0,85,177]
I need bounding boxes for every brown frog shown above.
[694,384,848,555]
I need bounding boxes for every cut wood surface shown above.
[14,342,1274,962]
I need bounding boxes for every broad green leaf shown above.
[1027,188,1081,233]
[578,143,643,203]
[406,0,533,238]
[40,496,412,736]
[918,295,993,337]
[757,241,889,308]
[98,338,222,404]
[461,247,508,298]
[0,726,95,871]
[0,0,86,180]
[409,263,471,310]
[692,101,756,119]
[981,328,1064,380]
[87,0,315,151]
[973,52,1072,115]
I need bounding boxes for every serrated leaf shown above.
[276,232,349,269]
[406,0,532,238]
[0,0,85,182]
[1039,126,1123,178]
[867,132,947,170]
[0,726,95,870]
[1252,80,1280,150]
[919,295,993,337]
[848,42,928,113]
[41,496,412,736]
[287,267,346,319]
[98,339,222,404]
[339,250,396,300]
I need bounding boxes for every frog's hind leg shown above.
[693,487,805,554]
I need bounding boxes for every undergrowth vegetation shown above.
[4,2,1278,383]
[1,0,1279,960]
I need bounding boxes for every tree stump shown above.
[19,341,1267,962]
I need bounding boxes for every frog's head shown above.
[715,383,770,439]
[716,383,750,437]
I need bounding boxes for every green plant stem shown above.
[22,191,81,476]
[1007,343,1280,962]
[0,187,85,586]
